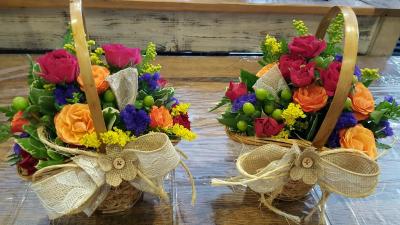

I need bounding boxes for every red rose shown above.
[158,77,167,88]
[225,82,248,101]
[289,62,315,87]
[173,113,191,130]
[11,111,29,133]
[18,149,38,176]
[37,49,79,84]
[279,54,305,80]
[254,117,284,137]
[320,61,341,96]
[102,44,142,68]
[288,35,326,58]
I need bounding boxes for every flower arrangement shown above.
[211,14,399,158]
[0,29,196,177]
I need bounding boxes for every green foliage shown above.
[209,97,231,112]
[29,86,56,116]
[327,13,344,45]
[217,111,239,128]
[27,55,41,86]
[137,42,162,75]
[259,35,284,65]
[239,69,258,91]
[103,107,120,130]
[369,100,400,124]
[292,19,309,36]
[0,124,11,143]
[36,159,64,170]
[15,137,47,159]
[63,25,74,47]
[361,68,380,87]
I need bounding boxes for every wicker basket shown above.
[226,6,359,201]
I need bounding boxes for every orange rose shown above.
[149,106,173,128]
[256,63,275,77]
[11,111,29,133]
[350,82,374,121]
[77,65,110,94]
[293,84,328,112]
[339,124,377,158]
[54,104,95,145]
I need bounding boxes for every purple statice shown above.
[13,143,22,155]
[380,120,394,137]
[120,104,150,136]
[53,83,84,105]
[170,97,179,107]
[139,73,161,91]
[232,94,256,112]
[335,54,361,79]
[384,95,398,106]
[19,132,29,138]
[327,112,357,148]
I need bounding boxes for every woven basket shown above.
[226,6,359,201]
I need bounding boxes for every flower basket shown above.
[211,5,398,211]
[0,0,196,218]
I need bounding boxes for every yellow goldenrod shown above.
[282,103,306,129]
[171,103,190,116]
[264,35,281,55]
[171,124,196,141]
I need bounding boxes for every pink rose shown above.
[279,54,305,80]
[320,61,341,96]
[290,62,315,87]
[37,49,79,84]
[288,35,326,58]
[225,82,248,101]
[102,44,142,68]
[254,117,284,137]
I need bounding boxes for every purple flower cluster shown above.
[139,73,161,91]
[54,83,84,105]
[327,112,357,148]
[384,95,398,106]
[120,104,150,136]
[335,54,361,79]
[232,94,256,112]
[380,120,394,137]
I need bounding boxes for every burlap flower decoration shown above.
[289,148,321,185]
[98,145,138,186]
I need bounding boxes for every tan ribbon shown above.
[31,127,196,219]
[212,144,379,224]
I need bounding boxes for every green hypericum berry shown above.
[243,102,255,115]
[237,120,248,131]
[264,103,275,115]
[272,109,283,121]
[12,96,29,111]
[143,96,155,107]
[255,88,268,101]
[103,90,116,103]
[134,101,143,109]
[345,97,353,111]
[280,89,292,101]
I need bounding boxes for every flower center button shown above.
[302,157,313,168]
[113,157,125,169]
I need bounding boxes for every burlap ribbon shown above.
[32,127,196,219]
[212,143,379,224]
[252,64,289,100]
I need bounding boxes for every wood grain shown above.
[1,55,400,224]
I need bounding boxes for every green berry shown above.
[345,97,353,111]
[280,89,292,101]
[143,96,155,107]
[272,109,283,121]
[242,102,255,115]
[12,96,29,111]
[134,101,143,109]
[264,103,275,114]
[314,56,325,67]
[102,102,115,109]
[103,90,116,102]
[255,89,268,101]
[237,120,248,131]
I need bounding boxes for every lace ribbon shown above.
[212,144,379,224]
[32,127,196,219]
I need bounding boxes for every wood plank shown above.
[368,16,400,56]
[2,0,398,16]
[0,8,380,54]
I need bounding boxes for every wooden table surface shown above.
[0,55,400,225]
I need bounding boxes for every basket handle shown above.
[70,0,107,146]
[312,6,359,148]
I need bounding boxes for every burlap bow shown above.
[32,127,196,219]
[212,143,379,224]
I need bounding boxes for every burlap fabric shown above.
[212,143,379,224]
[31,127,196,219]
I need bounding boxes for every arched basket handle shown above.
[312,6,359,148]
[70,0,107,151]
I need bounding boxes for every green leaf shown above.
[0,124,12,143]
[376,142,392,150]
[38,96,56,115]
[240,69,258,90]
[209,97,231,112]
[36,159,64,170]
[306,114,320,141]
[7,154,21,166]
[370,110,383,124]
[47,149,64,161]
[103,107,120,130]
[217,111,239,128]
[16,137,48,159]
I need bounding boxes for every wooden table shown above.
[0,55,399,225]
